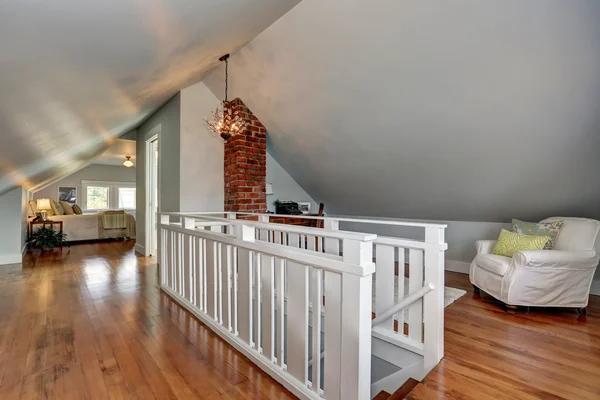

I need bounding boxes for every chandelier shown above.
[204,54,248,140]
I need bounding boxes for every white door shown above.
[146,132,159,256]
[151,139,158,255]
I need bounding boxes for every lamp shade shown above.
[37,198,51,211]
[123,156,134,168]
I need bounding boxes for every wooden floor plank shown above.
[0,241,597,400]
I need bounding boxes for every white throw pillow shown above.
[60,201,75,215]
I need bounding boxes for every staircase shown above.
[158,212,447,400]
[374,378,420,400]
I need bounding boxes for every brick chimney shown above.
[224,98,267,213]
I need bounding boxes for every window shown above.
[87,186,109,210]
[118,187,136,209]
[82,180,136,211]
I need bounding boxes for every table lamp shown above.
[36,198,52,221]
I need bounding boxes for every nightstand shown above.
[29,220,64,239]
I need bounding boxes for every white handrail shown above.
[160,221,375,277]
[161,213,378,241]
[371,282,435,327]
[160,211,448,229]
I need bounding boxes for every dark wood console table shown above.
[28,220,64,238]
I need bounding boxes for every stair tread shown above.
[405,383,438,399]
[373,390,392,400]
[389,378,420,400]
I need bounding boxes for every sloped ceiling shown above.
[0,0,300,195]
[204,0,600,222]
[93,139,137,167]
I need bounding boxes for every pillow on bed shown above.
[60,201,74,215]
[72,204,83,215]
[27,201,36,217]
[53,200,64,215]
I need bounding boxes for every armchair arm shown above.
[476,240,496,255]
[512,250,599,270]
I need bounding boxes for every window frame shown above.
[81,180,136,213]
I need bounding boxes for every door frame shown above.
[145,125,160,257]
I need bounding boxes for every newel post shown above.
[423,226,446,368]
[340,237,374,400]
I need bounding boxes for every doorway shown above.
[145,129,159,256]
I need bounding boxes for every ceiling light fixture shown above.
[204,54,248,140]
[123,156,133,168]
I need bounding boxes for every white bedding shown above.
[31,213,136,242]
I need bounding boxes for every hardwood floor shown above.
[3,242,599,399]
[1,241,295,399]
[408,272,600,400]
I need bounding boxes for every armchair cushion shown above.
[475,254,511,276]
[540,217,600,252]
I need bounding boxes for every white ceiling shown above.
[92,138,137,167]
[204,0,600,222]
[0,0,300,195]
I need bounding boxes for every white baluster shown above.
[375,244,395,331]
[323,271,342,400]
[185,234,192,301]
[276,259,285,367]
[254,252,262,351]
[205,239,217,320]
[286,261,309,386]
[396,247,405,332]
[311,268,323,394]
[261,255,275,362]
[222,244,232,331]
[237,248,253,345]
[408,248,424,343]
[195,237,204,310]
[306,235,316,251]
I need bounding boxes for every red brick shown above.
[224,97,266,213]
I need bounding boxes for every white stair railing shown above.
[160,212,448,392]
[159,214,376,400]
[216,212,448,370]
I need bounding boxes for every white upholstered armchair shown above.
[470,217,600,314]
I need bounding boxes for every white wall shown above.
[179,82,224,212]
[0,187,28,265]
[267,151,318,213]
[33,164,136,204]
[340,218,509,267]
[136,94,181,254]
[136,86,225,255]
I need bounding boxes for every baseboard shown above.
[0,253,23,265]
[445,260,470,274]
[591,280,600,296]
[135,243,146,256]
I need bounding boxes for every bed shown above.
[29,212,136,242]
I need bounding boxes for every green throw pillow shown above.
[512,219,563,250]
[492,229,549,258]
[53,200,64,215]
[72,204,83,215]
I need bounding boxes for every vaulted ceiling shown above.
[204,0,600,222]
[0,0,299,195]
